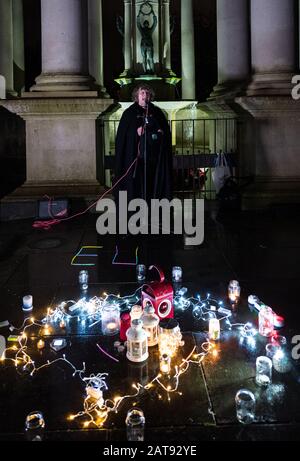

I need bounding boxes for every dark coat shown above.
[114,102,173,203]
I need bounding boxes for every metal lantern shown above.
[126,319,149,363]
[141,304,159,346]
[141,266,174,320]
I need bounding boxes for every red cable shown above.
[32,156,139,230]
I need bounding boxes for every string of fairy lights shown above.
[0,286,259,429]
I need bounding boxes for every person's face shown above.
[137,89,150,107]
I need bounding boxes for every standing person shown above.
[114,84,173,206]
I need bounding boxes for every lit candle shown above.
[228,280,241,303]
[60,319,66,329]
[160,354,171,374]
[37,339,45,350]
[209,318,220,341]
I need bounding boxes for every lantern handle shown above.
[148,265,165,283]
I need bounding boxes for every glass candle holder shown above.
[235,389,255,425]
[258,305,274,337]
[79,270,89,291]
[25,411,45,441]
[256,356,272,387]
[125,408,145,441]
[101,304,120,336]
[160,353,171,374]
[136,264,146,282]
[228,280,241,303]
[172,266,183,283]
[209,318,220,341]
[272,350,292,374]
[22,295,33,313]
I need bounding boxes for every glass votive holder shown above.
[22,295,33,313]
[125,408,145,441]
[228,280,241,303]
[271,335,287,348]
[209,318,220,341]
[258,305,274,337]
[256,356,272,387]
[136,264,146,283]
[266,343,280,359]
[235,389,255,425]
[172,266,183,283]
[101,304,120,336]
[272,349,292,374]
[160,353,171,374]
[25,411,45,441]
[79,270,89,291]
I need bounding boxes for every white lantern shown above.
[126,319,149,363]
[141,305,159,346]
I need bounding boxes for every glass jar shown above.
[141,305,159,346]
[136,264,146,283]
[160,353,171,374]
[158,319,183,357]
[258,305,274,337]
[256,356,272,387]
[79,270,89,291]
[235,389,255,425]
[228,280,241,303]
[101,304,120,336]
[126,319,149,363]
[172,266,183,283]
[125,408,145,441]
[209,318,220,341]
[25,411,45,441]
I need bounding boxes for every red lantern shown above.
[141,266,174,320]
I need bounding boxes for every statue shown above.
[137,4,157,74]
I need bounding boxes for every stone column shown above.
[181,0,195,99]
[210,0,250,99]
[88,0,110,97]
[12,0,25,95]
[162,0,171,72]
[122,0,132,75]
[31,0,93,92]
[0,0,15,96]
[235,0,300,209]
[247,0,296,95]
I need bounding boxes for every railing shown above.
[99,118,239,200]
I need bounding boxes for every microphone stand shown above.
[143,102,149,203]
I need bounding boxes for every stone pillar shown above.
[210,0,250,99]
[181,0,195,99]
[247,0,296,95]
[31,0,93,92]
[12,0,25,95]
[88,0,110,97]
[123,0,132,75]
[162,0,171,72]
[235,0,300,209]
[0,0,15,96]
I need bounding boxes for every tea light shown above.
[160,353,171,374]
[209,318,220,341]
[37,339,45,350]
[102,304,120,336]
[59,319,66,329]
[22,295,33,312]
